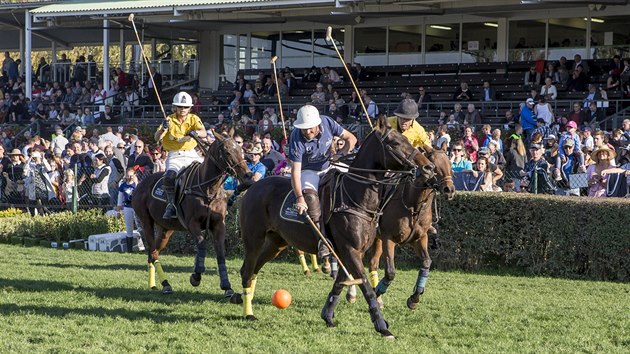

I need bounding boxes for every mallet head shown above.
[270,56,278,64]
[326,26,333,41]
[128,13,135,22]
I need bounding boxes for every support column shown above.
[51,41,57,82]
[496,18,508,62]
[103,17,110,93]
[19,28,24,71]
[25,10,32,99]
[343,25,353,64]
[119,24,125,70]
[199,30,220,90]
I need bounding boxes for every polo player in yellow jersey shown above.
[155,91,207,219]
[387,98,433,151]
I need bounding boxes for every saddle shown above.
[279,169,342,224]
[151,162,205,222]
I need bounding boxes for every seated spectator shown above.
[364,95,379,121]
[540,77,558,100]
[464,103,481,126]
[521,143,556,194]
[486,142,505,171]
[471,156,502,192]
[310,83,326,104]
[607,73,621,90]
[545,62,561,84]
[261,137,285,172]
[451,103,466,123]
[582,127,594,151]
[524,66,542,91]
[453,82,473,101]
[566,66,588,92]
[568,102,583,126]
[583,102,605,129]
[480,80,497,102]
[587,145,616,197]
[416,86,432,110]
[572,54,589,75]
[446,114,459,130]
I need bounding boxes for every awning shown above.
[30,0,332,18]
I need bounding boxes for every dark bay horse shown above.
[236,115,434,338]
[366,149,454,309]
[132,133,250,296]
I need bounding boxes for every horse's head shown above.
[422,149,455,200]
[208,131,252,183]
[370,114,435,179]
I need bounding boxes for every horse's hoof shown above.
[245,315,257,321]
[303,270,311,277]
[380,330,396,340]
[230,293,243,304]
[313,267,321,273]
[323,318,336,328]
[162,286,173,295]
[406,297,418,310]
[190,273,201,287]
[346,292,357,304]
[224,289,235,298]
[151,286,159,291]
[377,295,384,309]
[321,261,331,274]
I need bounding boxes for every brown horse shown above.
[366,149,455,309]
[236,115,434,339]
[132,133,251,296]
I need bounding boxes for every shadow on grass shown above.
[0,303,202,323]
[29,262,194,273]
[0,278,239,306]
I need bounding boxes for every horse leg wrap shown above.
[330,258,338,279]
[154,261,167,283]
[310,254,320,272]
[369,302,389,333]
[299,254,309,273]
[243,287,254,317]
[249,274,258,300]
[218,261,231,290]
[375,278,391,297]
[414,268,430,295]
[321,294,340,324]
[369,271,379,289]
[148,263,156,289]
[193,247,207,275]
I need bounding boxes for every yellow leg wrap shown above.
[154,261,167,283]
[250,274,258,301]
[243,287,254,317]
[298,254,309,273]
[148,263,156,289]
[310,254,320,271]
[369,270,379,289]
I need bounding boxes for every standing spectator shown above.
[554,138,583,196]
[151,148,166,173]
[116,167,139,252]
[435,125,451,151]
[245,145,266,182]
[2,52,14,77]
[83,153,110,207]
[587,145,616,197]
[23,151,56,210]
[534,96,554,126]
[126,139,153,182]
[520,98,537,145]
[472,156,502,192]
[568,102,583,126]
[462,126,479,163]
[521,143,556,194]
[145,66,163,105]
[504,137,527,191]
[260,137,285,172]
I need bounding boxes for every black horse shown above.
[236,115,434,338]
[132,133,250,296]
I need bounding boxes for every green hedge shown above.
[0,209,124,244]
[432,192,630,282]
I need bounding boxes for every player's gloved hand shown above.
[189,130,198,139]
[161,119,169,130]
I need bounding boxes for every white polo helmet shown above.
[172,92,193,107]
[294,105,321,129]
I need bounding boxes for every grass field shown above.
[0,244,628,353]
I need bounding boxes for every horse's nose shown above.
[443,185,455,199]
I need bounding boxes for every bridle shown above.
[187,137,244,194]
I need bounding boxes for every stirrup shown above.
[162,203,177,219]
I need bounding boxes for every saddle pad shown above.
[279,190,306,224]
[151,177,167,202]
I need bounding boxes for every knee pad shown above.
[303,189,321,221]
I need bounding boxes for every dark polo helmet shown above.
[394,99,419,120]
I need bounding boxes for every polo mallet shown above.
[304,214,363,287]
[325,26,373,129]
[128,14,168,123]
[270,56,288,142]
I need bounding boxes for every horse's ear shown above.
[228,127,235,138]
[213,129,225,142]
[376,114,388,132]
[441,143,448,152]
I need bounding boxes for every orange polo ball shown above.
[272,289,292,309]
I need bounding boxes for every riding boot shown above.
[303,189,331,259]
[162,171,177,219]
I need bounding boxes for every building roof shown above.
[30,0,329,17]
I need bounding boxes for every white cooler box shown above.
[87,231,145,252]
